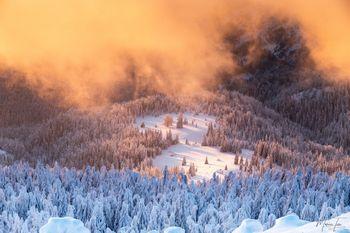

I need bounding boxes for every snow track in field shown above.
[136,112,253,180]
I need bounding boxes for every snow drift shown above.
[39,217,90,233]
[163,226,186,233]
[233,213,350,233]
[232,219,263,233]
[40,217,186,233]
[38,213,350,233]
[264,214,308,232]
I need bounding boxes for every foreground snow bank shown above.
[163,226,185,233]
[265,214,308,232]
[234,212,350,233]
[40,217,184,233]
[232,219,263,233]
[146,227,185,233]
[39,217,90,233]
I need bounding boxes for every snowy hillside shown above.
[136,113,252,180]
[234,213,350,233]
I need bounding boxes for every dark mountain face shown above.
[0,70,62,127]
[220,16,350,136]
[223,17,319,100]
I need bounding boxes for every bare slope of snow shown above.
[136,112,253,180]
[234,213,350,233]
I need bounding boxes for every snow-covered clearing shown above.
[234,213,350,233]
[136,112,253,180]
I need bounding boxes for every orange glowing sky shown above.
[0,0,349,105]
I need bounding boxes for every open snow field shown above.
[136,112,253,180]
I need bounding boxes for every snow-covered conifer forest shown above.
[1,4,350,233]
[1,163,350,232]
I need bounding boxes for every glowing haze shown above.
[0,0,349,105]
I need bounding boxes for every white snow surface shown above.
[136,113,253,180]
[163,226,186,233]
[232,219,263,233]
[39,217,90,233]
[39,213,350,233]
[234,213,350,233]
[264,214,308,232]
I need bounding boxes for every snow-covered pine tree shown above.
[176,113,184,129]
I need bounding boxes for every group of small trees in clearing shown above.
[180,157,197,177]
[182,157,187,166]
[176,113,184,128]
[163,113,185,129]
[188,163,196,177]
[163,115,174,127]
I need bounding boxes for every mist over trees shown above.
[220,16,350,158]
[0,70,62,127]
[1,87,350,173]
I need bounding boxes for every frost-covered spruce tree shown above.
[147,205,160,231]
[266,214,276,229]
[176,113,184,129]
[301,203,318,222]
[258,208,269,229]
[319,202,333,221]
[89,201,107,233]
[118,203,133,229]
[133,198,148,231]
[186,216,202,233]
